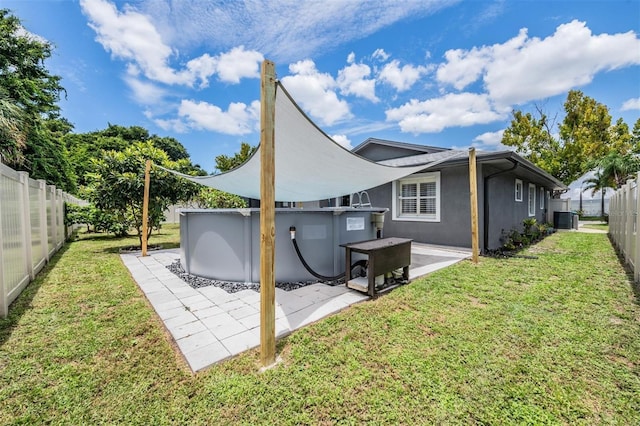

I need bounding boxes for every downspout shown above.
[483,159,518,253]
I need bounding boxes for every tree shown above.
[0,87,26,165]
[582,171,610,219]
[25,118,77,193]
[590,151,640,189]
[64,125,203,188]
[501,107,565,181]
[193,187,247,209]
[0,9,64,119]
[0,9,76,190]
[214,142,257,173]
[631,118,640,153]
[151,136,190,161]
[86,142,201,245]
[502,90,635,186]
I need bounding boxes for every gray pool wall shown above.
[179,207,387,283]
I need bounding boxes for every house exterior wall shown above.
[366,165,485,249]
[484,170,549,250]
[365,164,551,252]
[351,141,559,252]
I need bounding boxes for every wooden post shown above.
[469,148,479,264]
[260,60,277,367]
[142,159,151,257]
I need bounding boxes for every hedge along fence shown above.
[0,162,86,318]
[608,173,640,284]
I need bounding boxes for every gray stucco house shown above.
[344,138,567,252]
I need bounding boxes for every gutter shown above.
[483,159,519,253]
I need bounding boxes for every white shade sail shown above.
[165,82,462,202]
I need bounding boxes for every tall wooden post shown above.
[469,148,479,264]
[260,60,277,367]
[142,159,151,257]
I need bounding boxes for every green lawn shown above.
[581,223,609,231]
[1,225,639,424]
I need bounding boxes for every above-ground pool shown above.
[179,207,386,283]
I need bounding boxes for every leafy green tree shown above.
[631,118,640,153]
[0,9,76,190]
[193,187,247,208]
[99,123,150,142]
[502,90,636,186]
[559,91,612,161]
[30,117,77,192]
[65,125,203,188]
[0,87,26,165]
[214,142,257,173]
[501,108,565,181]
[151,136,190,161]
[86,142,200,245]
[0,9,64,119]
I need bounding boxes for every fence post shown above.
[18,172,35,280]
[633,173,640,282]
[56,189,63,249]
[49,185,57,254]
[616,190,622,246]
[0,169,6,318]
[39,180,49,262]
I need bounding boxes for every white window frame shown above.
[515,179,523,202]
[540,187,545,210]
[528,183,536,216]
[392,172,440,222]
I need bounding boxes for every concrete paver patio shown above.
[121,243,470,372]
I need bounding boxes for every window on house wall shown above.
[540,187,545,209]
[528,183,536,216]
[392,172,440,222]
[515,179,523,202]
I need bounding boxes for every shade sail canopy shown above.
[167,82,463,202]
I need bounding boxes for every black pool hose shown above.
[289,226,366,281]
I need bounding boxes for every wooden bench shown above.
[341,237,412,297]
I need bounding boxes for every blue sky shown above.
[4,0,640,176]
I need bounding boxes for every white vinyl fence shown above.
[0,162,85,317]
[608,173,640,283]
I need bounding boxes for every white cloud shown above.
[280,60,352,126]
[124,76,167,105]
[138,0,457,62]
[372,48,390,62]
[437,20,640,106]
[379,60,430,92]
[621,97,640,111]
[337,61,378,102]
[153,117,189,133]
[80,0,263,88]
[215,46,264,84]
[385,92,507,133]
[177,99,260,135]
[81,0,184,84]
[15,26,48,45]
[331,134,353,149]
[471,129,514,152]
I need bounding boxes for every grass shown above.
[581,223,609,231]
[1,225,639,424]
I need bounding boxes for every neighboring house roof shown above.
[354,139,567,191]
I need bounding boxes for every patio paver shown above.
[121,243,470,372]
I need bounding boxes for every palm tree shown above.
[593,151,640,189]
[582,171,612,220]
